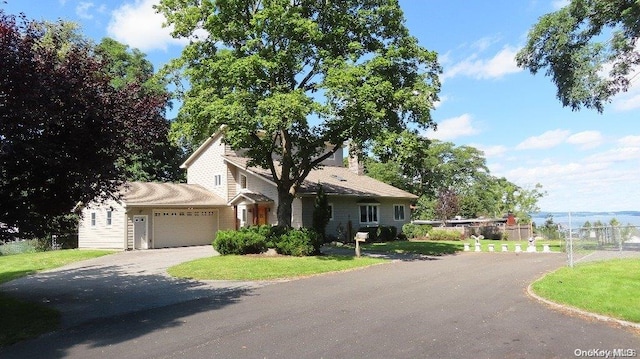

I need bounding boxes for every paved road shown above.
[1,250,638,358]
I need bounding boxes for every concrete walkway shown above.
[0,246,266,329]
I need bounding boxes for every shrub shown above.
[274,228,318,256]
[357,226,379,242]
[376,226,393,242]
[427,229,464,241]
[213,228,268,255]
[402,223,431,239]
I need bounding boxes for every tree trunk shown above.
[276,185,294,228]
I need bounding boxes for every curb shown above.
[527,272,640,332]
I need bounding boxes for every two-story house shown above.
[78,129,418,249]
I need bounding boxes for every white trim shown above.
[393,204,406,221]
[359,204,379,224]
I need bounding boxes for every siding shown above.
[301,196,412,241]
[78,200,127,250]
[186,133,229,201]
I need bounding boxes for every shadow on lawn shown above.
[0,264,258,358]
[321,240,462,261]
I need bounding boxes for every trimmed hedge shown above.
[356,225,398,242]
[213,226,321,256]
[427,229,464,241]
[402,223,431,239]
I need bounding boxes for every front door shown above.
[257,207,268,225]
[133,215,148,249]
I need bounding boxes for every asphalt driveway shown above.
[1,249,638,358]
[0,246,266,329]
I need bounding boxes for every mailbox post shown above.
[354,232,369,257]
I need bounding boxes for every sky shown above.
[3,0,640,213]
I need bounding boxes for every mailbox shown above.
[354,232,368,257]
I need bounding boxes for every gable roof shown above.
[121,182,227,207]
[223,155,417,199]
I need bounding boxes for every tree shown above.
[516,0,640,112]
[434,188,459,222]
[0,12,169,240]
[312,184,331,244]
[157,0,440,227]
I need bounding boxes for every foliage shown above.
[402,223,432,239]
[213,228,268,255]
[427,229,464,241]
[435,188,460,221]
[0,12,170,240]
[539,214,562,239]
[157,0,441,227]
[312,184,331,242]
[516,0,640,112]
[274,228,318,256]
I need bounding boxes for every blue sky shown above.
[3,0,639,213]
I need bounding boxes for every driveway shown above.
[1,250,638,358]
[0,246,266,329]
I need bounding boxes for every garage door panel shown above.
[153,210,218,248]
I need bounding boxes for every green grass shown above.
[0,250,114,284]
[360,239,564,256]
[532,258,640,323]
[168,255,389,280]
[0,249,114,346]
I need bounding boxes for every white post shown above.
[464,243,470,251]
[568,212,574,267]
[501,243,508,252]
[488,243,495,252]
[543,244,551,253]
[515,243,522,253]
[474,243,481,252]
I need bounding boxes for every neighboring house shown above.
[79,130,417,249]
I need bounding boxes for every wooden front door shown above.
[257,207,268,225]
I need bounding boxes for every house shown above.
[79,130,418,249]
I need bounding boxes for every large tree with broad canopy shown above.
[157,0,441,227]
[516,0,640,112]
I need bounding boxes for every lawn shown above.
[531,258,640,323]
[0,249,114,346]
[360,239,564,256]
[168,255,388,281]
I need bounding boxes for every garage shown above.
[152,209,219,248]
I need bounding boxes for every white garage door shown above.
[152,210,219,248]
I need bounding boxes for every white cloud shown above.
[566,130,603,149]
[107,0,187,52]
[551,0,569,10]
[586,147,640,163]
[613,90,640,111]
[474,144,508,158]
[443,46,522,80]
[618,135,640,147]
[424,114,480,141]
[516,129,570,150]
[76,2,95,19]
[433,95,448,109]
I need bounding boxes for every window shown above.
[106,210,112,226]
[240,174,247,189]
[90,212,96,227]
[359,205,378,224]
[328,204,334,221]
[241,208,247,223]
[214,174,222,186]
[393,204,405,221]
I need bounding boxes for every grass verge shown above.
[168,255,388,281]
[361,239,564,255]
[532,258,640,323]
[0,249,114,346]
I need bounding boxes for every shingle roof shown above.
[121,182,227,207]
[223,155,418,199]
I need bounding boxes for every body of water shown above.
[531,213,640,229]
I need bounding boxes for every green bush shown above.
[274,228,318,256]
[402,223,431,239]
[427,229,464,241]
[376,226,393,242]
[213,227,268,255]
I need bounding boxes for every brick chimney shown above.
[348,143,364,175]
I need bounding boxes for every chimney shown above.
[348,142,364,175]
